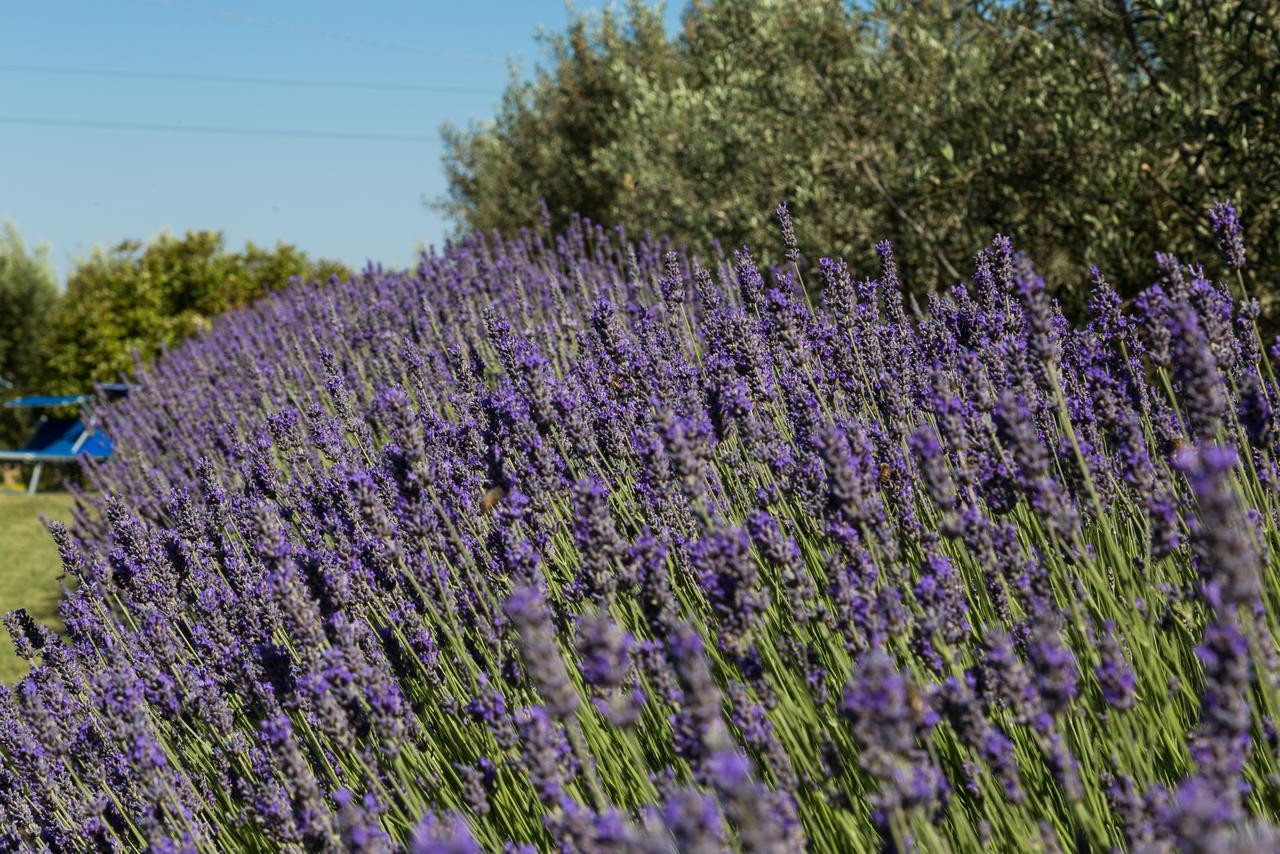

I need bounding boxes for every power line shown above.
[0,63,495,95]
[135,0,506,66]
[0,115,439,144]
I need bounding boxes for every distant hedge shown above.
[439,0,1280,314]
[0,225,59,445]
[41,231,349,393]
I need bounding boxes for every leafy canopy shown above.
[439,0,1280,312]
[0,224,58,393]
[0,224,60,445]
[42,231,350,392]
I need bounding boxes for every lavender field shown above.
[1,204,1277,851]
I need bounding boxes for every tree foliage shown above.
[41,231,350,392]
[440,0,1280,311]
[0,225,59,445]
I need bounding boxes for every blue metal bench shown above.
[0,390,122,494]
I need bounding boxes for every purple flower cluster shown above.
[1,201,1277,850]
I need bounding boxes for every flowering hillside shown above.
[2,205,1278,851]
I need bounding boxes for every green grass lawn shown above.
[0,492,76,681]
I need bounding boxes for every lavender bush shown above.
[4,206,1280,851]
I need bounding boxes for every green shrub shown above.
[0,225,59,445]
[440,0,1280,314]
[41,231,350,392]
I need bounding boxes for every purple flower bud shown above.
[574,610,633,695]
[1167,300,1227,439]
[571,477,627,605]
[410,811,483,854]
[1152,774,1244,852]
[1208,201,1245,269]
[1177,446,1259,610]
[1192,617,1253,783]
[514,706,573,804]
[658,790,724,854]
[745,511,820,625]
[505,586,579,720]
[841,650,946,813]
[705,750,802,853]
[666,623,727,771]
[908,424,958,513]
[775,201,799,265]
[693,527,768,658]
[914,553,970,643]
[1093,621,1136,711]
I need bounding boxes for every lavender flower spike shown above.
[1208,201,1245,269]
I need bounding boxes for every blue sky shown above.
[0,1,684,282]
